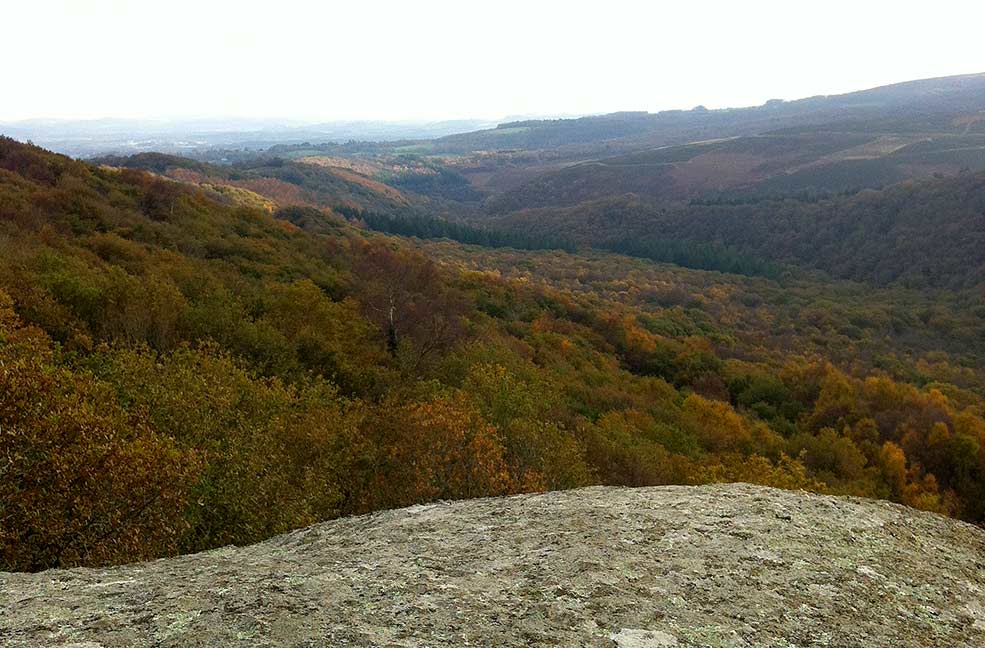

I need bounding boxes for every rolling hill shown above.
[484,126,985,212]
[492,170,985,288]
[429,72,985,155]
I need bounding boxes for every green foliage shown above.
[86,344,354,553]
[495,171,985,288]
[384,162,483,202]
[606,236,782,278]
[347,208,576,252]
[3,138,985,573]
[0,295,196,570]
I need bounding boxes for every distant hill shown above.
[408,73,985,286]
[0,117,503,158]
[477,97,985,211]
[95,131,985,289]
[484,125,985,211]
[430,73,985,154]
[94,151,418,214]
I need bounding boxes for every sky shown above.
[4,0,985,123]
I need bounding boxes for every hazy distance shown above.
[6,0,985,123]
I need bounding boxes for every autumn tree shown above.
[336,395,514,513]
[352,239,468,369]
[0,292,196,570]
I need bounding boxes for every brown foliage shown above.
[338,395,514,513]
[0,293,196,570]
[353,239,468,368]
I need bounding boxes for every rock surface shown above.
[2,484,985,647]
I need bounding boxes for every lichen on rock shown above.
[2,483,984,647]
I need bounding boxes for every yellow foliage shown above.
[0,295,197,570]
[692,453,826,492]
[342,396,514,513]
[681,393,755,453]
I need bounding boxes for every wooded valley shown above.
[4,73,985,571]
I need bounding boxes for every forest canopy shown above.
[2,137,984,572]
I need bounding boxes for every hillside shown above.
[96,128,985,290]
[143,76,985,286]
[92,151,420,214]
[3,484,985,647]
[427,72,985,154]
[159,74,985,203]
[484,127,985,212]
[492,171,985,288]
[4,136,985,575]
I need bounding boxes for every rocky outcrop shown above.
[2,483,984,647]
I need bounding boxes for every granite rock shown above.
[3,483,984,647]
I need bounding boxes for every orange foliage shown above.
[341,396,514,513]
[0,293,196,570]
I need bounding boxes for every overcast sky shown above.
[5,0,985,122]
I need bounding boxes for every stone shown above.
[2,483,984,647]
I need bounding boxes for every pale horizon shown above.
[5,0,985,124]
